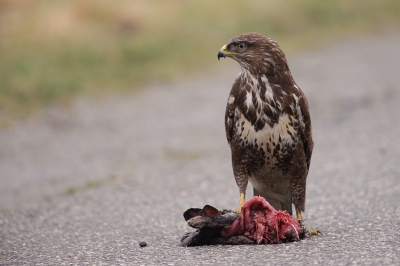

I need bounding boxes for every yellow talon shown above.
[236,192,245,213]
[297,211,320,236]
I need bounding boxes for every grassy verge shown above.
[1,0,400,125]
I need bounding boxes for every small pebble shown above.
[139,241,147,247]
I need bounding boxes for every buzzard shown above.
[217,33,313,222]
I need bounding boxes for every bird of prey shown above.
[217,32,313,222]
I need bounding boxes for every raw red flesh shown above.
[221,196,301,244]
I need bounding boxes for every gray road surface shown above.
[1,31,400,265]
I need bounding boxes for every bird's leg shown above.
[296,211,319,235]
[236,192,245,213]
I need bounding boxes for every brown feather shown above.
[221,32,313,215]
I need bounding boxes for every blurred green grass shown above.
[1,0,400,125]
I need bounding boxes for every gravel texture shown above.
[1,31,400,265]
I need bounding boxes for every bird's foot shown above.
[298,219,320,237]
[296,211,320,237]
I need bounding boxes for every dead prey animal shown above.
[181,196,308,246]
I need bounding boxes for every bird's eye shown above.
[236,43,246,50]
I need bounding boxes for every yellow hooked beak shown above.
[217,44,239,61]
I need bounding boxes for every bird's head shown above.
[218,32,287,76]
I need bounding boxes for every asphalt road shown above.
[1,31,400,265]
